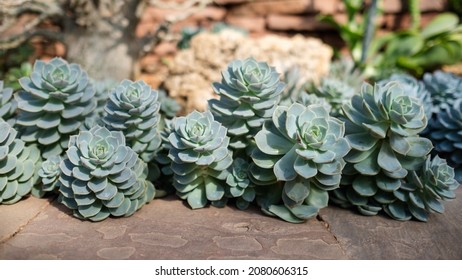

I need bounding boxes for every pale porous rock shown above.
[164,30,332,113]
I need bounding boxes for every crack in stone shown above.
[316,214,349,258]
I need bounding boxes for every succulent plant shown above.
[306,77,356,117]
[279,67,305,107]
[158,89,181,119]
[331,81,434,219]
[37,155,62,194]
[380,73,432,121]
[226,157,255,209]
[251,103,351,222]
[93,78,117,118]
[0,80,17,125]
[168,111,233,209]
[15,57,96,159]
[425,98,462,181]
[209,57,285,150]
[383,155,459,221]
[103,79,162,163]
[0,120,41,204]
[58,126,155,221]
[423,70,462,114]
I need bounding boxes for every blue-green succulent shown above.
[103,79,162,163]
[251,103,351,222]
[209,57,285,150]
[37,155,62,194]
[15,57,96,159]
[226,157,255,210]
[168,111,233,209]
[306,77,356,116]
[58,126,155,221]
[0,81,17,126]
[423,70,462,114]
[0,120,41,204]
[332,81,434,220]
[426,98,462,181]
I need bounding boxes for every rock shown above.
[225,15,266,33]
[267,14,334,31]
[162,29,332,113]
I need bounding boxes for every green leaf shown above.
[284,179,309,204]
[273,146,297,181]
[290,205,319,220]
[352,176,377,197]
[305,186,328,209]
[378,142,401,173]
[268,205,304,223]
[187,186,207,209]
[421,13,459,39]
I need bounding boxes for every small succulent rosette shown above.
[0,120,41,204]
[209,57,285,150]
[15,57,96,159]
[332,81,438,221]
[251,103,351,223]
[225,157,256,210]
[58,126,155,221]
[37,155,62,194]
[168,111,233,209]
[103,79,162,163]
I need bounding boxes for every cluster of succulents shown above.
[1,55,460,225]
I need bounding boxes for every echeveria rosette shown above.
[251,103,351,223]
[168,111,233,209]
[423,70,462,114]
[93,78,117,118]
[58,126,155,221]
[225,158,256,210]
[158,89,181,120]
[15,57,96,159]
[384,156,460,221]
[0,81,17,125]
[426,98,462,181]
[380,73,433,121]
[37,155,62,194]
[103,79,162,163]
[307,77,356,117]
[209,57,285,150]
[332,81,434,218]
[0,120,41,204]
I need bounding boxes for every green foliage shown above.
[0,120,41,204]
[251,103,350,222]
[58,126,155,221]
[168,111,233,209]
[209,57,285,150]
[16,57,97,159]
[226,157,255,210]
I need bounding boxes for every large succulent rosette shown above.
[423,70,462,114]
[168,111,233,209]
[0,120,41,204]
[251,103,351,223]
[58,126,155,221]
[103,80,162,163]
[209,57,285,150]
[332,81,435,220]
[15,58,96,159]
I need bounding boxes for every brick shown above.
[225,15,266,33]
[382,12,440,30]
[382,0,448,13]
[267,14,334,31]
[229,0,337,16]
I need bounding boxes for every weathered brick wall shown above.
[136,0,450,39]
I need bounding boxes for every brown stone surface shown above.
[267,14,333,31]
[0,198,345,260]
[319,187,462,259]
[225,15,266,33]
[0,197,51,243]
